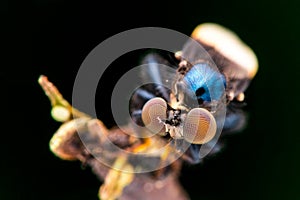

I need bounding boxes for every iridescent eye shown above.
[183,108,217,144]
[141,97,167,134]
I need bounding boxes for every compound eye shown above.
[183,108,217,144]
[141,97,167,134]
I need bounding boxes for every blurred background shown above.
[2,0,300,199]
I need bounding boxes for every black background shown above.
[2,0,300,199]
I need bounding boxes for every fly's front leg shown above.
[38,75,90,121]
[38,75,93,161]
[39,75,136,199]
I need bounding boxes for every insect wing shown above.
[130,52,177,126]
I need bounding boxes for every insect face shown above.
[141,96,217,145]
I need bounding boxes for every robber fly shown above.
[39,23,258,200]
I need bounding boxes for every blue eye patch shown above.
[183,63,226,102]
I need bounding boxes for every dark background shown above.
[2,0,300,199]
